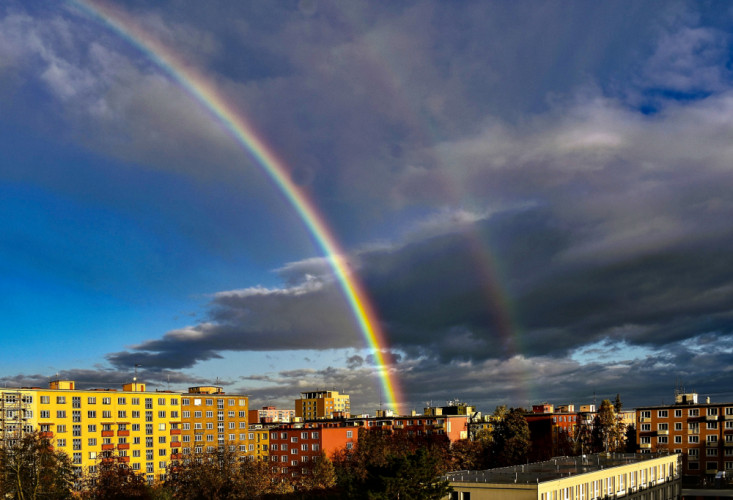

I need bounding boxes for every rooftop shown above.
[445,453,675,485]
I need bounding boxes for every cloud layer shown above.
[3,0,733,413]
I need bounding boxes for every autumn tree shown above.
[82,450,152,500]
[297,452,336,492]
[0,431,74,500]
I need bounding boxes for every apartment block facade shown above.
[295,390,350,420]
[269,423,358,480]
[179,386,249,458]
[0,380,182,484]
[636,392,733,478]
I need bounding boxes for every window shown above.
[118,411,127,418]
[641,424,651,431]
[707,448,718,457]
[40,410,50,418]
[674,436,682,443]
[658,423,668,431]
[88,438,97,446]
[158,411,166,418]
[658,436,668,444]
[690,435,700,443]
[347,430,353,438]
[56,411,66,419]
[707,435,718,444]
[640,410,651,419]
[675,422,683,431]
[206,411,213,418]
[675,409,682,418]
[41,396,50,404]
[102,411,111,419]
[689,409,700,417]
[206,399,213,406]
[57,396,66,404]
[658,410,668,418]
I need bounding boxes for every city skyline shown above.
[2,0,733,414]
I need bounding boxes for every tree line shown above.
[0,398,636,499]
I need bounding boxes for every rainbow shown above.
[70,0,403,413]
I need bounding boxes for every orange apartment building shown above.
[268,422,358,480]
[174,386,250,458]
[636,392,733,480]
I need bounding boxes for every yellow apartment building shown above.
[295,390,350,420]
[247,424,270,460]
[180,386,250,458]
[1,380,181,484]
[445,453,680,500]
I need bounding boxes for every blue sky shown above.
[3,0,733,413]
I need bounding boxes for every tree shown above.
[298,452,336,492]
[594,399,616,452]
[0,431,74,500]
[82,450,152,499]
[491,408,530,467]
[166,448,246,500]
[624,424,637,453]
[332,428,452,499]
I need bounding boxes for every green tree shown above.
[491,408,530,467]
[364,448,452,500]
[0,431,74,500]
[624,424,637,453]
[333,429,452,499]
[594,399,616,452]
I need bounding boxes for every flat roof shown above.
[445,453,676,485]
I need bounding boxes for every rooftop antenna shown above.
[134,364,141,383]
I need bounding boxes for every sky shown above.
[2,0,733,415]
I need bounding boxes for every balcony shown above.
[657,430,669,435]
[101,444,115,451]
[706,415,719,422]
[170,429,181,435]
[117,443,130,450]
[725,441,733,447]
[688,429,699,435]
[170,441,181,447]
[640,443,652,449]
[39,432,54,439]
[725,414,733,420]
[640,416,651,423]
[117,456,130,463]
[101,430,114,437]
[170,453,182,460]
[117,430,130,437]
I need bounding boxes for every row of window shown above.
[270,431,325,440]
[181,398,246,406]
[641,434,733,444]
[39,410,180,420]
[40,396,178,406]
[181,410,246,418]
[640,407,733,419]
[640,420,733,431]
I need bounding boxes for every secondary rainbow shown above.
[71,0,403,413]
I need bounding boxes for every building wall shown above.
[180,388,249,459]
[13,381,181,484]
[268,424,357,481]
[636,402,733,477]
[448,454,681,500]
[295,391,350,420]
